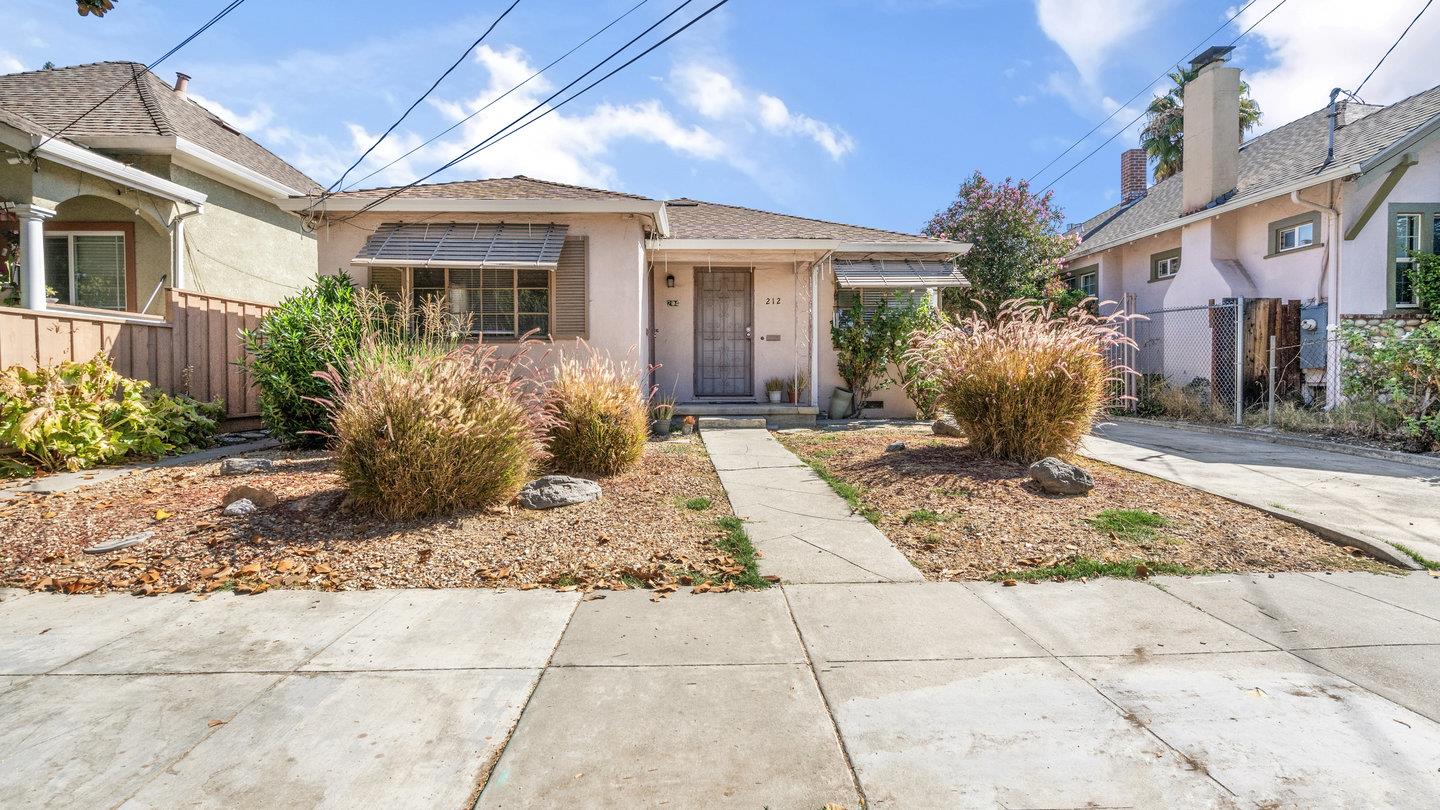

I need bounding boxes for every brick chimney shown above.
[173,72,190,97]
[1181,46,1240,213]
[1120,148,1148,202]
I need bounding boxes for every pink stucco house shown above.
[288,177,968,424]
[1066,46,1440,406]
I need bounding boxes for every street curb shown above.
[1078,446,1423,572]
[0,438,280,499]
[1107,416,1440,472]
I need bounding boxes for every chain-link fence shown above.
[1110,299,1246,424]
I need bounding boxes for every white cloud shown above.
[670,62,855,160]
[0,51,24,73]
[1034,0,1163,88]
[755,94,855,159]
[1234,0,1440,128]
[671,63,745,119]
[188,91,274,133]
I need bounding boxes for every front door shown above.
[694,268,753,397]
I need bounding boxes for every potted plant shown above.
[651,397,676,436]
[681,414,696,436]
[787,373,809,404]
[764,377,786,404]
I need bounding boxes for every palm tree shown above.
[1141,67,1262,182]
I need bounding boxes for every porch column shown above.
[15,204,56,311]
[810,257,821,408]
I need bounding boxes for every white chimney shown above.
[1181,46,1240,214]
[173,72,190,97]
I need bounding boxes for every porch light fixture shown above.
[665,273,675,288]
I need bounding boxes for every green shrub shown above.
[547,346,649,477]
[832,294,933,417]
[242,274,363,446]
[896,304,945,419]
[0,354,222,474]
[1341,321,1440,451]
[1410,252,1440,316]
[318,343,551,519]
[907,299,1136,462]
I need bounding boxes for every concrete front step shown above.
[697,416,769,430]
[680,402,818,429]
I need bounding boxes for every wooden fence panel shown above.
[0,289,273,421]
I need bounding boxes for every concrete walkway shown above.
[700,427,922,584]
[6,573,1440,807]
[1084,420,1440,563]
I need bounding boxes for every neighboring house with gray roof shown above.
[1,62,319,317]
[1067,49,1440,343]
[293,177,967,421]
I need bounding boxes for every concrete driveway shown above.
[5,572,1440,808]
[1085,420,1440,563]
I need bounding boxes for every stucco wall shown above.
[316,211,649,368]
[814,263,923,419]
[1340,132,1440,315]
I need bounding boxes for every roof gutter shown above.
[284,195,671,236]
[31,135,207,206]
[648,238,969,256]
[1070,163,1360,260]
[172,137,304,201]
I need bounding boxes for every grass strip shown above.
[801,460,881,524]
[714,516,770,589]
[1394,544,1440,571]
[1084,508,1169,542]
[990,557,1204,583]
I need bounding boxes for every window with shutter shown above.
[365,261,571,339]
[835,287,927,325]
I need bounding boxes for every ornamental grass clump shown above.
[547,345,651,477]
[907,299,1135,462]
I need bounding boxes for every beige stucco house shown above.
[0,62,319,318]
[1067,47,1440,406]
[291,177,968,422]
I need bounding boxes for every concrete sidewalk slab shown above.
[786,582,1044,662]
[551,589,803,666]
[302,589,577,671]
[1307,571,1440,622]
[1068,650,1440,808]
[0,673,281,807]
[478,664,858,808]
[969,579,1274,657]
[818,657,1232,808]
[57,591,394,674]
[1084,421,1440,562]
[699,428,807,471]
[124,669,538,808]
[751,534,889,583]
[1293,644,1440,723]
[1157,574,1440,650]
[0,593,189,675]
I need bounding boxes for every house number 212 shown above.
[764,297,781,305]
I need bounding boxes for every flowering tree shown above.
[923,172,1078,320]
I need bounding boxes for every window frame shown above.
[1067,263,1099,297]
[41,226,134,311]
[1149,248,1180,282]
[1266,211,1320,258]
[1387,203,1440,310]
[366,265,553,339]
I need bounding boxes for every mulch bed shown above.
[777,427,1393,581]
[1,437,750,597]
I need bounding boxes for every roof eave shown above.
[1359,112,1440,174]
[649,238,969,255]
[282,195,664,215]
[31,134,207,206]
[172,137,306,201]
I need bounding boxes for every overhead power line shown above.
[32,0,248,153]
[330,0,729,224]
[1035,0,1291,196]
[339,0,651,194]
[1352,0,1435,99]
[1028,0,1264,184]
[326,0,523,193]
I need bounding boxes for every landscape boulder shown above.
[219,457,274,475]
[518,475,602,509]
[223,484,279,509]
[1027,457,1094,495]
[932,417,964,438]
[222,498,258,517]
[885,441,907,453]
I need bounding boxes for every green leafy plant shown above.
[764,376,787,394]
[1085,509,1169,542]
[241,274,364,447]
[897,302,946,419]
[907,298,1137,462]
[1410,252,1440,317]
[1141,65,1262,182]
[548,344,651,477]
[0,354,221,474]
[831,293,926,417]
[1340,321,1440,452]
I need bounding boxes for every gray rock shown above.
[223,484,279,509]
[222,498,258,517]
[885,441,907,453]
[932,417,964,438]
[83,531,154,555]
[1027,457,1094,495]
[518,475,602,509]
[219,457,274,475]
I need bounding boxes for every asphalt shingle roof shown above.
[1074,86,1440,257]
[662,198,943,243]
[0,61,320,193]
[324,175,653,201]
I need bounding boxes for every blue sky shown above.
[7,0,1440,233]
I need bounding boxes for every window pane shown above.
[43,235,70,303]
[413,268,446,288]
[1397,266,1416,306]
[1279,228,1297,251]
[1297,221,1313,246]
[519,313,549,337]
[517,268,548,288]
[518,288,548,313]
[73,234,125,310]
[1432,214,1440,254]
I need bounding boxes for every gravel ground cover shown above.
[776,426,1393,581]
[1,437,754,596]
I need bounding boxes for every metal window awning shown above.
[832,258,969,288]
[352,222,569,269]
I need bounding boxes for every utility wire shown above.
[1028,0,1263,184]
[1352,0,1435,98]
[339,0,650,193]
[326,0,523,193]
[331,0,726,223]
[1036,0,1291,196]
[32,0,248,153]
